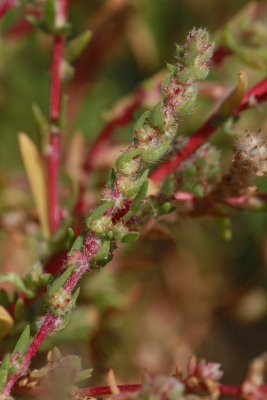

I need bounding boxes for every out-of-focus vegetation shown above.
[1,0,267,393]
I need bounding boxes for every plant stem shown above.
[2,311,54,396]
[2,261,89,397]
[0,0,16,20]
[48,0,68,234]
[150,76,267,183]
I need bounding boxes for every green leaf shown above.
[68,228,76,250]
[14,299,26,322]
[71,287,80,306]
[93,240,110,262]
[161,174,175,196]
[87,201,115,221]
[54,22,72,35]
[48,266,76,297]
[116,148,144,172]
[106,167,116,189]
[69,230,87,254]
[25,15,40,28]
[75,368,93,383]
[44,0,56,32]
[0,290,9,309]
[142,139,171,163]
[122,232,139,243]
[131,181,148,213]
[65,30,92,63]
[0,273,34,298]
[120,169,149,197]
[0,354,10,391]
[135,111,149,130]
[149,101,165,130]
[14,325,30,355]
[160,202,176,215]
[31,103,48,155]
[39,273,52,287]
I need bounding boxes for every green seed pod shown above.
[118,169,149,197]
[87,216,112,233]
[136,125,155,144]
[142,139,172,164]
[113,222,129,240]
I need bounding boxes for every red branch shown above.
[77,382,267,398]
[47,0,68,234]
[150,76,267,183]
[0,0,16,20]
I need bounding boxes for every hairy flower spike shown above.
[215,130,267,198]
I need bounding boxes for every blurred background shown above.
[0,0,267,389]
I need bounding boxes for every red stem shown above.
[150,76,267,183]
[48,0,68,234]
[78,382,267,398]
[3,261,89,396]
[2,311,54,396]
[0,0,16,20]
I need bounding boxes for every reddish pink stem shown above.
[78,384,142,397]
[2,311,54,396]
[0,0,16,19]
[150,76,267,183]
[48,0,68,233]
[48,133,61,233]
[78,382,267,398]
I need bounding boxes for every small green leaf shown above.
[44,0,56,32]
[116,148,144,172]
[25,15,40,28]
[31,103,48,155]
[135,111,149,130]
[149,101,165,130]
[72,287,80,305]
[14,325,30,355]
[68,228,76,250]
[0,354,10,391]
[74,368,93,383]
[87,201,115,221]
[39,273,52,287]
[54,23,72,35]
[69,230,87,254]
[142,139,171,164]
[131,181,148,213]
[161,174,175,197]
[14,299,26,322]
[122,232,139,243]
[160,202,176,215]
[0,273,34,298]
[106,167,116,189]
[0,290,9,309]
[120,169,149,197]
[48,266,76,297]
[65,30,92,63]
[93,240,110,262]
